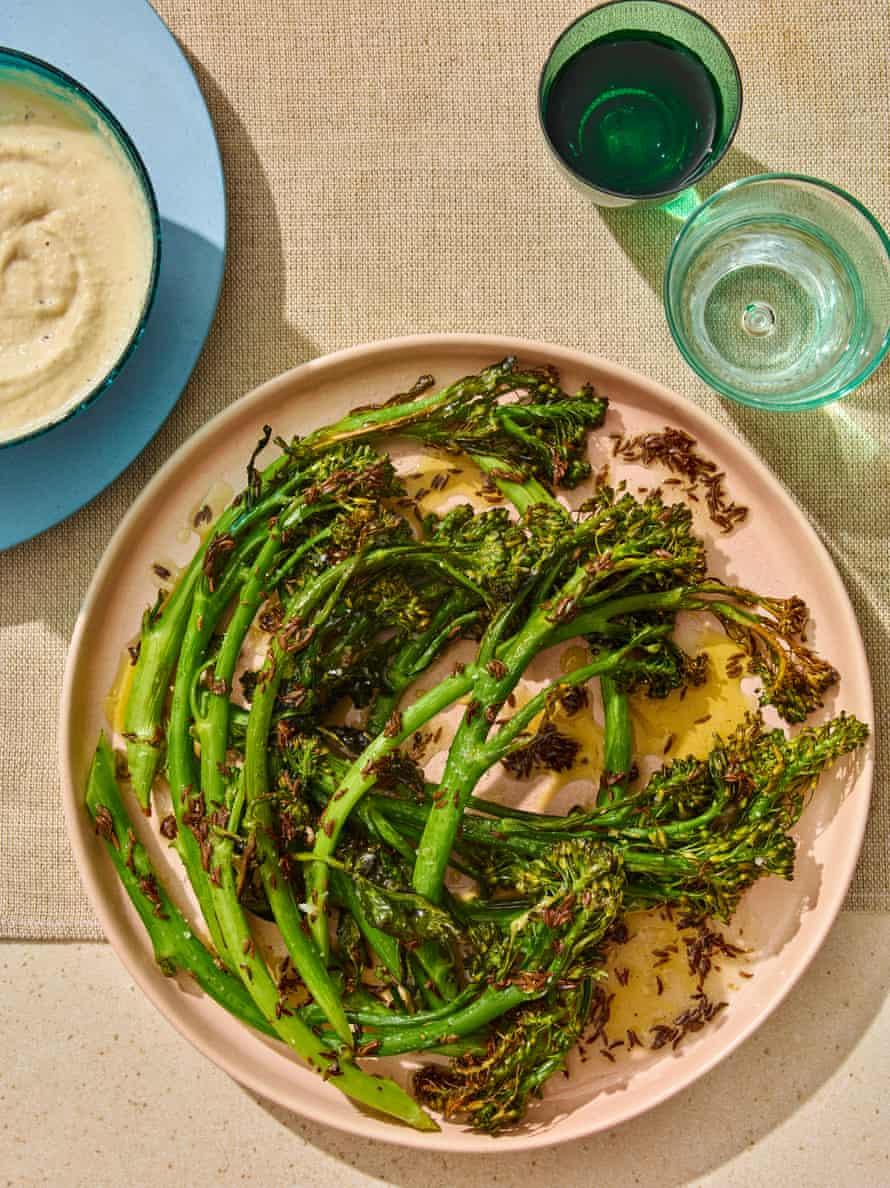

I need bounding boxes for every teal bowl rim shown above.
[537,0,744,203]
[663,172,890,411]
[0,45,162,450]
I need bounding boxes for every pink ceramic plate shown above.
[59,335,874,1151]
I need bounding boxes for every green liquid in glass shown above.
[542,32,723,197]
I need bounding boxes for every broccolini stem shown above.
[193,525,289,817]
[599,676,631,806]
[123,463,300,809]
[242,559,360,1045]
[245,544,471,971]
[408,565,615,906]
[86,735,275,1036]
[484,646,651,766]
[301,359,540,450]
[472,454,559,514]
[358,985,531,1057]
[329,868,403,982]
[165,535,264,967]
[173,550,377,1064]
[362,803,417,864]
[299,985,479,1030]
[123,568,200,813]
[366,588,478,736]
[406,638,653,992]
[198,840,438,1129]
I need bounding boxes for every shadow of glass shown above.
[597,146,771,298]
[724,379,888,549]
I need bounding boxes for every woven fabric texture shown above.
[1,0,887,937]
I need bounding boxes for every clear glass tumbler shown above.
[664,174,890,410]
[538,0,742,207]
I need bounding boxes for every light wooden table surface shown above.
[3,915,889,1186]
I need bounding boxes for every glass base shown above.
[689,222,857,394]
[665,175,890,411]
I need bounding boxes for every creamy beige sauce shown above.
[0,73,155,441]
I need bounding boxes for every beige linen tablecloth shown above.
[1,0,887,937]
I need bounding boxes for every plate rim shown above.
[59,332,875,1152]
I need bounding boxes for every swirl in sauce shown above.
[0,70,155,442]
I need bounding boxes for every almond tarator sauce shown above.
[0,71,155,443]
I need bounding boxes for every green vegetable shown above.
[86,734,437,1131]
[86,359,867,1135]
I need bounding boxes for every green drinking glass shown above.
[664,175,890,410]
[538,0,742,208]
